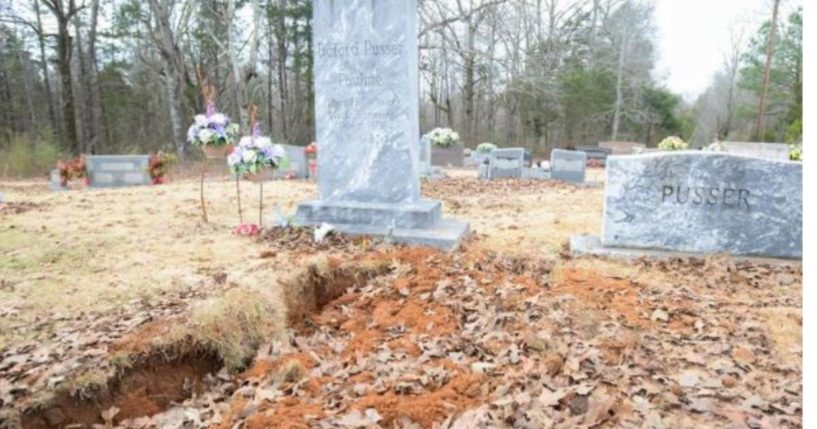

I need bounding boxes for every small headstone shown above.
[419,136,432,177]
[594,152,802,259]
[49,169,64,191]
[273,144,309,179]
[521,168,550,180]
[431,142,465,167]
[550,149,586,183]
[488,148,525,179]
[576,146,611,166]
[599,141,646,155]
[471,151,492,168]
[86,155,150,188]
[720,142,790,161]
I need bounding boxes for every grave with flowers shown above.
[427,127,465,167]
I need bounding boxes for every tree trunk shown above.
[88,0,105,153]
[56,16,79,154]
[611,30,628,141]
[276,0,289,142]
[74,17,92,153]
[34,0,58,140]
[147,0,188,158]
[754,0,780,141]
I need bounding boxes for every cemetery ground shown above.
[0,169,801,428]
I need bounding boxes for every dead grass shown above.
[0,166,802,428]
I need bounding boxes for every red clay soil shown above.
[215,244,549,427]
[21,352,220,429]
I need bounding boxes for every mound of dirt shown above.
[171,246,801,428]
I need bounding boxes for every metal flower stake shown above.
[228,105,288,232]
[186,82,240,223]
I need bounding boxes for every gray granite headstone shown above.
[472,151,492,167]
[598,152,802,259]
[295,0,468,249]
[419,136,432,177]
[273,144,308,179]
[599,141,646,155]
[86,155,150,188]
[550,149,586,183]
[431,142,465,167]
[49,169,65,191]
[488,148,525,179]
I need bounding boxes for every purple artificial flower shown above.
[206,101,216,117]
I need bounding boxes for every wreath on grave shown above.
[56,156,88,187]
[147,152,178,185]
[658,136,688,151]
[476,142,497,153]
[425,127,461,148]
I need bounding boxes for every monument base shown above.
[570,235,800,264]
[296,199,469,250]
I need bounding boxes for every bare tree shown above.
[40,0,86,154]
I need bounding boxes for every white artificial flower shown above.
[227,152,242,167]
[255,137,272,148]
[198,129,214,144]
[242,149,258,163]
[208,113,228,126]
[451,132,460,142]
[238,136,254,148]
[194,115,207,126]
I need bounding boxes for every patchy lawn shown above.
[0,168,801,428]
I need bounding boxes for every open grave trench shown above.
[4,227,802,429]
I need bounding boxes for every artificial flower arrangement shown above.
[56,156,88,187]
[305,142,318,178]
[305,142,318,159]
[228,124,288,183]
[147,152,178,185]
[424,127,461,148]
[187,85,241,159]
[789,144,802,162]
[476,142,498,153]
[658,136,689,151]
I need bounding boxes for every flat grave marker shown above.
[86,155,151,188]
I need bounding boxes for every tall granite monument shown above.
[295,0,469,249]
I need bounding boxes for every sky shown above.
[653,0,796,102]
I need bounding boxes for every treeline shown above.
[0,0,801,171]
[690,4,802,146]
